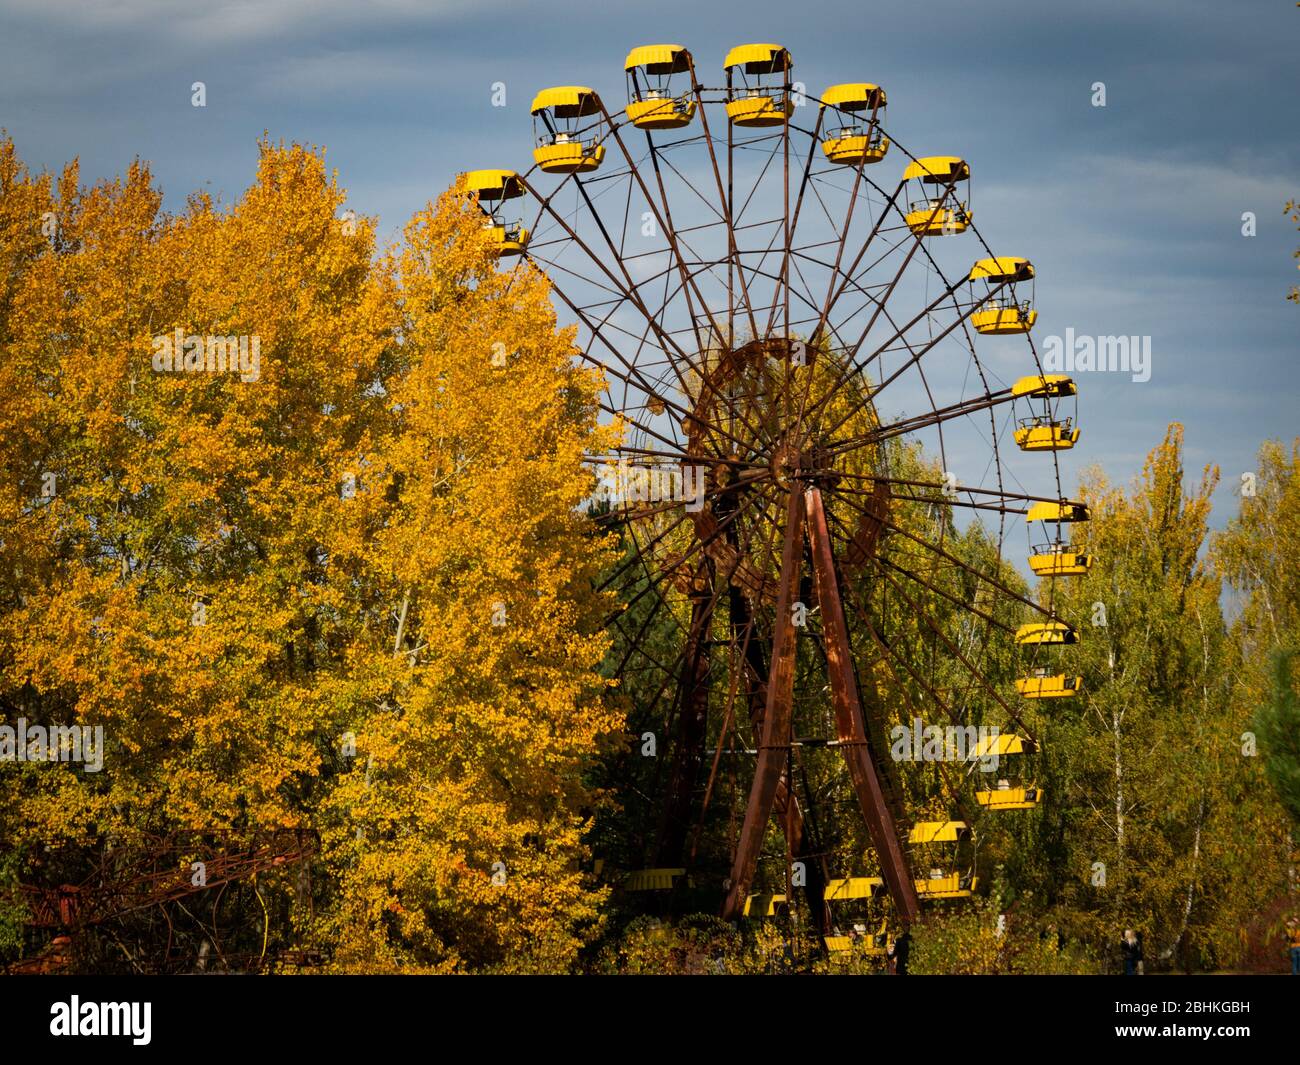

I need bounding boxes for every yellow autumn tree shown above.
[315,182,620,974]
[0,136,620,973]
[0,137,404,976]
[0,136,390,827]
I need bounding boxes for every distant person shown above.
[888,929,912,975]
[1287,916,1300,975]
[1121,929,1143,975]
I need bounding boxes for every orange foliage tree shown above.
[0,136,619,973]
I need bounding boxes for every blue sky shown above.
[2,0,1296,529]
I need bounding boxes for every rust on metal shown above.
[721,486,805,920]
[804,486,920,925]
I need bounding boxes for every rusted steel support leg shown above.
[804,486,920,926]
[778,776,830,933]
[728,575,829,932]
[655,559,715,866]
[722,488,804,920]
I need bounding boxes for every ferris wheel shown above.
[466,43,1089,943]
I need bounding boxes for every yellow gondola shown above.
[465,169,530,256]
[820,84,889,165]
[1015,621,1079,645]
[531,86,607,174]
[742,892,788,917]
[823,878,889,958]
[970,732,1036,757]
[625,45,697,130]
[1025,480,1092,575]
[823,920,890,958]
[977,781,1044,810]
[1015,416,1080,451]
[909,821,978,898]
[910,820,969,844]
[1026,500,1091,524]
[724,44,793,127]
[915,874,977,900]
[1013,367,1079,451]
[824,876,884,900]
[969,734,1043,810]
[1012,374,1075,399]
[903,156,970,235]
[623,867,685,891]
[969,257,1037,334]
[1028,540,1093,577]
[1015,669,1083,699]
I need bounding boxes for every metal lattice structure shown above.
[475,42,1087,942]
[10,829,317,974]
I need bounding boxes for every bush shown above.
[909,897,1097,975]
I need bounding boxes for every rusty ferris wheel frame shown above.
[478,46,1074,932]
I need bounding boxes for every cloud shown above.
[1,0,1293,534]
[1,0,509,44]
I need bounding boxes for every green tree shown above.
[1253,650,1300,827]
[1025,425,1249,968]
[1210,439,1300,966]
